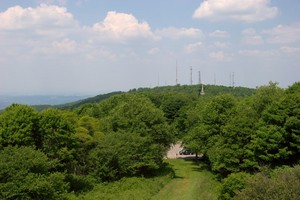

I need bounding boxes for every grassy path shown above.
[152,159,221,200]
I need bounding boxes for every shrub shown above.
[0,146,69,200]
[219,172,251,200]
[237,165,300,200]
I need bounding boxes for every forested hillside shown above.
[1,82,299,199]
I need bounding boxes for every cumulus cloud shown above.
[92,11,156,41]
[242,28,264,45]
[156,27,203,39]
[264,24,300,44]
[184,42,203,54]
[209,30,230,38]
[193,0,278,22]
[0,4,77,31]
[147,48,160,55]
[280,46,300,55]
[209,51,231,61]
[213,41,229,48]
[0,4,81,60]
[52,38,77,53]
[238,49,275,57]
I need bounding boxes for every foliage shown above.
[54,91,123,111]
[159,92,194,123]
[38,109,79,171]
[88,132,163,182]
[184,94,237,173]
[1,82,299,199]
[237,165,300,200]
[98,93,174,147]
[0,104,38,148]
[152,159,221,200]
[183,82,300,176]
[250,86,300,166]
[219,172,251,200]
[211,99,260,174]
[78,166,173,200]
[0,146,69,200]
[74,115,104,175]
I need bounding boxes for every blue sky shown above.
[0,0,299,95]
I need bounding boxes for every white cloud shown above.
[264,24,300,44]
[28,38,78,58]
[242,28,264,45]
[147,48,160,55]
[209,30,230,38]
[209,51,231,61]
[213,41,229,48]
[238,49,275,57]
[84,47,116,61]
[242,28,257,35]
[184,42,203,54]
[92,11,156,41]
[0,4,77,31]
[156,27,203,39]
[193,0,278,22]
[52,38,77,54]
[280,46,300,55]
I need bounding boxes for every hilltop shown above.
[31,84,255,111]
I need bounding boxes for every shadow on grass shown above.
[180,157,213,173]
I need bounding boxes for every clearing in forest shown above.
[152,159,221,200]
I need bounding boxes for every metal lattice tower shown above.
[176,60,178,85]
[190,67,193,85]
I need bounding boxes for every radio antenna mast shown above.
[232,72,235,88]
[190,66,193,85]
[176,60,178,85]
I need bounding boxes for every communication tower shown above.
[190,67,193,85]
[198,71,205,96]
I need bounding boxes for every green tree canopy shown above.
[0,146,69,200]
[88,132,163,182]
[38,109,78,171]
[0,104,38,148]
[98,94,174,147]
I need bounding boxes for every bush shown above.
[237,165,300,200]
[0,146,69,200]
[88,132,163,182]
[219,172,251,200]
[78,165,174,200]
[66,174,96,194]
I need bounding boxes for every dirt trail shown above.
[152,159,220,200]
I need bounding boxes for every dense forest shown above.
[0,82,299,199]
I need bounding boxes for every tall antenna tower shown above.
[190,66,193,85]
[176,60,178,85]
[232,72,235,88]
[229,72,235,88]
[199,71,205,96]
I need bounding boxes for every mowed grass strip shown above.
[152,159,221,200]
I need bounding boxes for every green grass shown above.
[73,159,221,200]
[74,165,174,200]
[151,159,221,200]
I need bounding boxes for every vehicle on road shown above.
[179,148,193,155]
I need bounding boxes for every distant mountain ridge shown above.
[1,84,256,111]
[53,84,255,110]
[0,95,89,110]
